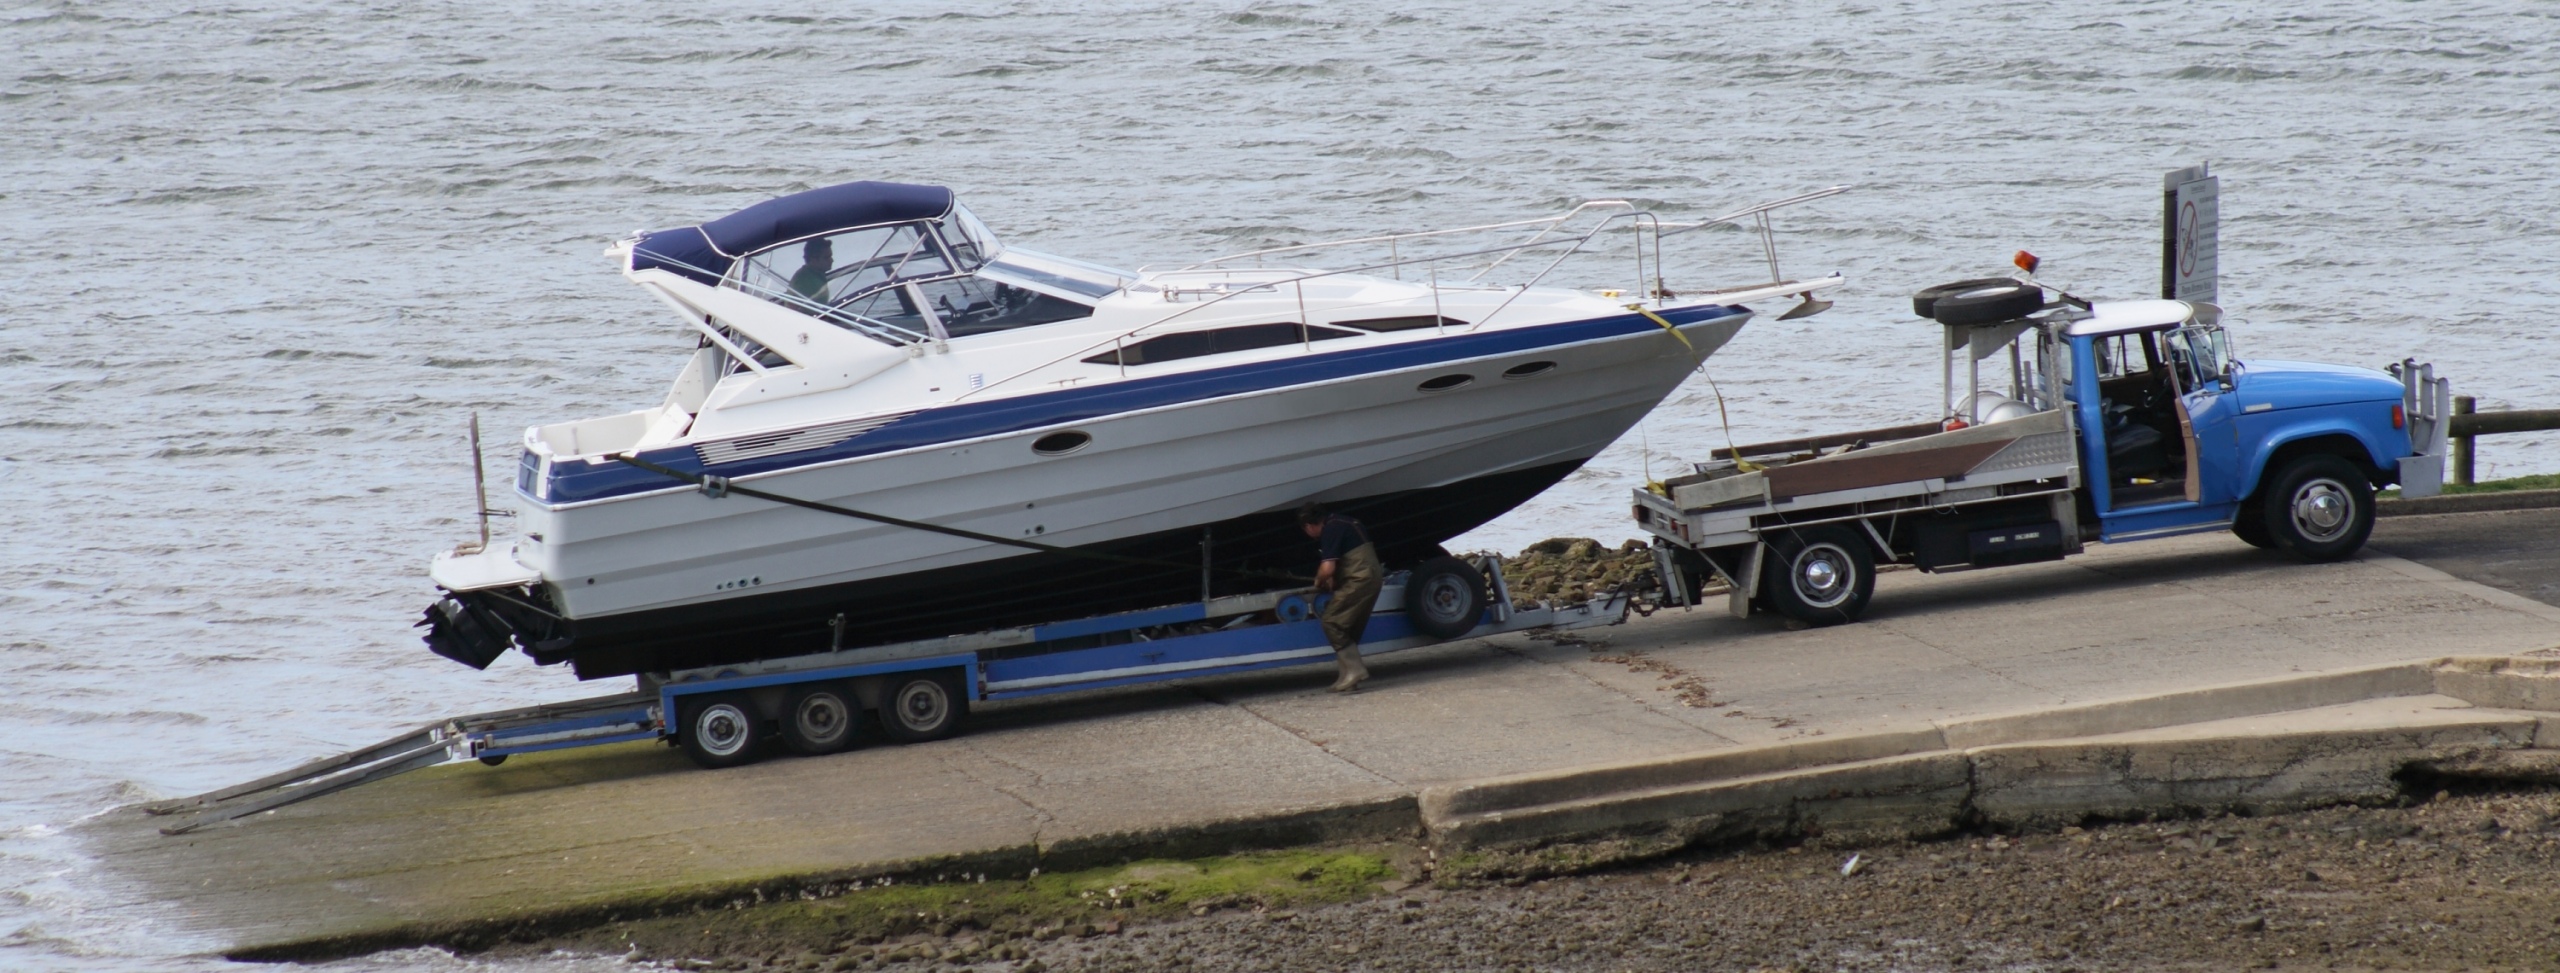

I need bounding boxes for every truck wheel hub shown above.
[1793,545,1852,606]
[2291,480,2351,540]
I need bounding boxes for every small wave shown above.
[2165,64,2297,82]
[851,57,927,71]
[1221,11,1341,29]
[149,444,283,458]
[123,186,260,205]
[260,349,380,361]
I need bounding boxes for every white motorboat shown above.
[422,180,1846,678]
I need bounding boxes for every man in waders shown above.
[1299,503,1380,692]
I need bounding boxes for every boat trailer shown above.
[146,557,1637,834]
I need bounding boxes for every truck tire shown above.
[2262,454,2375,562]
[1761,525,1875,625]
[779,681,859,756]
[1404,556,1489,640]
[1929,281,2046,325]
[679,692,765,769]
[2230,504,2277,549]
[1911,277,2018,320]
[880,669,968,743]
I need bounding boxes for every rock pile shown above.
[1498,538,1656,607]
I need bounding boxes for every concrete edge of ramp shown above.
[225,657,2560,961]
[224,796,1421,962]
[1421,656,2560,869]
[2378,488,2560,517]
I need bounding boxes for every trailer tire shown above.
[880,669,968,743]
[1928,281,2046,325]
[679,692,765,769]
[1762,526,1874,625]
[780,681,860,756]
[2262,454,2374,562]
[1404,556,1489,640]
[1912,277,2020,320]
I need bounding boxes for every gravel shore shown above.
[527,784,2560,973]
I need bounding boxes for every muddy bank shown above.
[492,784,2560,972]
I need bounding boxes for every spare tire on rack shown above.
[1911,277,2018,320]
[1929,280,2047,325]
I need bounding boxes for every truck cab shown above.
[2062,298,2418,553]
[1631,275,2451,627]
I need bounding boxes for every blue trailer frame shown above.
[149,562,1632,832]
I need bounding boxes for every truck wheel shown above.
[1911,277,2018,320]
[1404,556,1489,640]
[2230,505,2277,549]
[1929,281,2046,325]
[1762,526,1875,625]
[779,681,859,756]
[880,669,968,743]
[679,692,765,769]
[2262,454,2374,562]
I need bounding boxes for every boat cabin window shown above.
[1333,314,1467,332]
[733,222,956,310]
[1083,323,1360,366]
[914,276,1095,338]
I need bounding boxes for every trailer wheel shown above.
[1928,281,2046,325]
[880,670,968,743]
[780,681,859,756]
[1762,526,1874,625]
[2263,454,2374,562]
[679,693,765,769]
[1404,556,1489,640]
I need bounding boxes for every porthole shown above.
[1416,373,1475,393]
[1502,360,1557,379]
[1032,431,1091,455]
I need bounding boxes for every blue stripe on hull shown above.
[540,304,1744,505]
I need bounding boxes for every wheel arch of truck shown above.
[2238,422,2401,499]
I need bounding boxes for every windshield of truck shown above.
[2163,324,2232,393]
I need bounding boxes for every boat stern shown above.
[420,545,553,671]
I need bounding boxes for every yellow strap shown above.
[1630,304,1694,353]
[1629,303,1759,473]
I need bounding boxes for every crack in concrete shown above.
[952,741,1057,848]
[1184,685,1403,787]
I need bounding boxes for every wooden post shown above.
[2453,395,2476,486]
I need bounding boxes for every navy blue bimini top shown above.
[1316,514,1371,562]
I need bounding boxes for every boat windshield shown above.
[733,221,957,310]
[982,248,1137,299]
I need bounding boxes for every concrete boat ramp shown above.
[82,508,2560,960]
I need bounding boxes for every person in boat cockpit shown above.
[789,238,834,304]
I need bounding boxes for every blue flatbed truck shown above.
[1632,266,2453,625]
[147,558,1631,832]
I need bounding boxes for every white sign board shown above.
[2163,164,2218,304]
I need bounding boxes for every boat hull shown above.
[431,307,1749,678]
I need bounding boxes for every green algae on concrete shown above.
[532,847,1408,965]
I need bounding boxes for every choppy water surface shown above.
[4,1,2555,968]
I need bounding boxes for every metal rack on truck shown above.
[1637,262,2449,625]
[146,557,1631,834]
